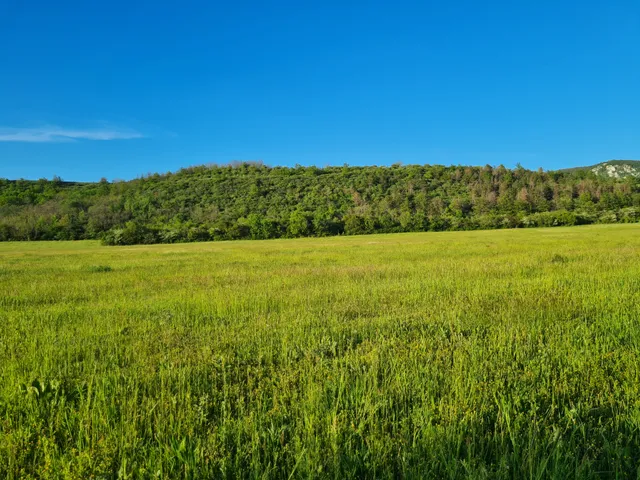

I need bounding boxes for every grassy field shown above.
[2,224,640,479]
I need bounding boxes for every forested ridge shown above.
[1,162,640,244]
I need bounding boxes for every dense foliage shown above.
[1,163,640,244]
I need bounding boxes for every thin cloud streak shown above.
[0,126,144,142]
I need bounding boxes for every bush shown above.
[101,228,124,246]
[475,215,502,230]
[598,212,618,224]
[102,222,158,245]
[619,207,640,223]
[0,223,15,241]
[522,211,577,228]
[344,214,367,235]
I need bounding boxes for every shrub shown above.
[619,207,640,223]
[522,211,577,228]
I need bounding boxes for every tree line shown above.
[1,163,639,245]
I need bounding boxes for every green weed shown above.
[84,265,113,273]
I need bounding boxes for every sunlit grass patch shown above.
[0,224,640,478]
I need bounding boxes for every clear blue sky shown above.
[1,0,639,181]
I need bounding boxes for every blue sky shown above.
[1,0,639,181]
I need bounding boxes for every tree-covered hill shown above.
[1,162,639,244]
[559,160,640,178]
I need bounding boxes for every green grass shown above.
[2,224,640,479]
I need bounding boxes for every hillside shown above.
[1,163,640,244]
[559,160,640,178]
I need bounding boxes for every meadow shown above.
[1,224,640,479]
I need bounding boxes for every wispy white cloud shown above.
[0,126,144,142]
